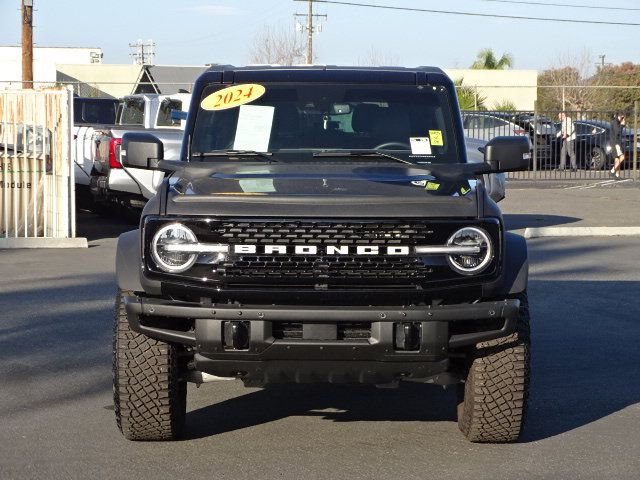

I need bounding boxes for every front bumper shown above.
[124,296,520,386]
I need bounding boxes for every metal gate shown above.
[0,87,75,240]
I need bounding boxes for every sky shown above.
[0,0,638,71]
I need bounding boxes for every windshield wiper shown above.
[313,150,414,165]
[192,150,275,162]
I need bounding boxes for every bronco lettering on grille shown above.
[233,245,411,256]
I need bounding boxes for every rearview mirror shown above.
[484,136,530,172]
[121,132,164,169]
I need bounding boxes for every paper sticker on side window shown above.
[201,84,266,111]
[429,130,444,147]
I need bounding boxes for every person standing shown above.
[610,113,626,179]
[557,112,577,171]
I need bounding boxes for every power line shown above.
[294,0,640,26]
[481,0,640,12]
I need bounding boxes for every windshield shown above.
[191,83,460,163]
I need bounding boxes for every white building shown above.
[444,69,538,111]
[0,46,103,88]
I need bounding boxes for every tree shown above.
[492,99,518,111]
[249,25,307,65]
[454,78,486,111]
[357,46,400,67]
[537,50,595,113]
[590,62,640,113]
[471,48,513,70]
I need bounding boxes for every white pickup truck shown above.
[90,93,190,208]
[72,97,119,208]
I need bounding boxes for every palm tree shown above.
[471,49,514,70]
[454,78,486,111]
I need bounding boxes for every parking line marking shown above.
[525,226,640,238]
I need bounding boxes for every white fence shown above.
[0,87,75,240]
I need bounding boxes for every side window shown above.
[465,115,482,129]
[483,117,507,129]
[119,99,145,125]
[157,99,183,127]
[574,123,588,135]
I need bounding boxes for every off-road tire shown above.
[457,291,531,443]
[113,289,187,441]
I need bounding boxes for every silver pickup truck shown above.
[91,93,190,208]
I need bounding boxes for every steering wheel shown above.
[374,142,411,150]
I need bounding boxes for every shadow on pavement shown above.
[183,278,640,442]
[0,274,114,417]
[503,213,581,231]
[76,211,138,242]
[184,382,457,440]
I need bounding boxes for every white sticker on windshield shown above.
[233,105,275,152]
[410,137,432,155]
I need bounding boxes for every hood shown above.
[164,162,481,218]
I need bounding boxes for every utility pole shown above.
[295,0,327,64]
[596,54,611,71]
[129,39,155,65]
[22,0,34,89]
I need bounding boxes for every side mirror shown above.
[121,132,164,169]
[484,136,531,172]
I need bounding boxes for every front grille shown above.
[272,322,371,340]
[214,222,434,246]
[214,221,435,284]
[221,255,432,280]
[144,218,501,288]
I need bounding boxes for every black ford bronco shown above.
[113,65,531,443]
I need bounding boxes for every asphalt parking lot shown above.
[1,190,640,479]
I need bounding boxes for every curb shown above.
[525,227,640,238]
[0,237,89,249]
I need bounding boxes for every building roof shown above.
[145,66,208,94]
[56,64,143,98]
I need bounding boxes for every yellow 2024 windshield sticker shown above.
[201,84,266,111]
[429,130,444,147]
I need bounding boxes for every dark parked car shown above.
[462,111,554,166]
[551,119,636,170]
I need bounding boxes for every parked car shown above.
[72,98,119,209]
[465,137,506,202]
[550,119,637,170]
[91,93,191,209]
[462,112,533,150]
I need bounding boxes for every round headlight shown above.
[446,227,493,275]
[151,223,198,273]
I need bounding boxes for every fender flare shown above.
[116,230,144,292]
[483,232,528,297]
[502,232,529,295]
